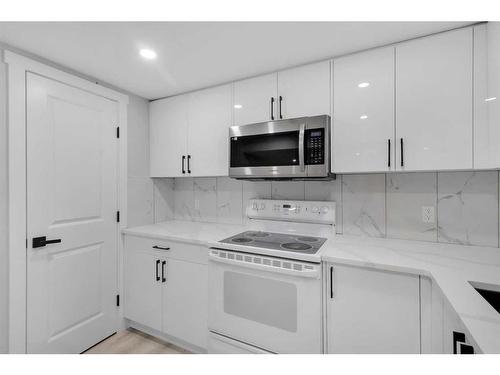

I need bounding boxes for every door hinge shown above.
[116,294,120,307]
[116,126,120,138]
[116,211,120,223]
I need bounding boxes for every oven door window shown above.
[223,271,298,332]
[230,131,300,167]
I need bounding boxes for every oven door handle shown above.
[208,250,320,279]
[298,123,306,172]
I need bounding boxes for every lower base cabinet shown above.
[325,263,421,353]
[123,235,208,351]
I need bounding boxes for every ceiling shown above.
[0,22,475,100]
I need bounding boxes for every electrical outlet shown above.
[422,206,435,223]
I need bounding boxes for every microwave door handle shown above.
[299,123,305,172]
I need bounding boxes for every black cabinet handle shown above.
[330,266,334,299]
[155,259,160,281]
[161,261,166,283]
[187,155,191,174]
[388,139,391,168]
[400,138,404,167]
[181,155,186,174]
[152,245,170,250]
[279,96,283,119]
[453,331,466,354]
[32,236,62,248]
[270,97,275,120]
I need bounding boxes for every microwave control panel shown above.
[305,128,325,165]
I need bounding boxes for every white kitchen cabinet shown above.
[149,84,231,177]
[277,60,331,119]
[123,248,163,332]
[396,27,473,171]
[123,235,208,351]
[474,22,500,169]
[233,61,331,126]
[150,94,189,177]
[162,258,208,350]
[332,47,394,173]
[188,84,232,176]
[420,276,445,353]
[233,73,277,126]
[325,263,421,353]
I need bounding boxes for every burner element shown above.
[245,231,270,238]
[232,237,253,243]
[297,236,319,242]
[281,242,313,251]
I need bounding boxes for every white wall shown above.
[0,57,8,354]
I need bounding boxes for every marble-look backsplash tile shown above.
[386,173,437,242]
[159,170,500,248]
[342,174,386,238]
[437,171,498,247]
[153,178,174,222]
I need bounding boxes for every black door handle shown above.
[32,236,62,248]
[279,96,283,119]
[181,155,186,174]
[155,259,160,281]
[388,139,391,168]
[270,97,275,120]
[161,261,166,283]
[187,155,191,174]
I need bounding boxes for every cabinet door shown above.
[149,95,189,177]
[396,28,473,171]
[326,264,420,353]
[123,249,162,331]
[277,60,331,119]
[332,47,394,173]
[233,73,277,126]
[474,23,500,169]
[420,277,445,353]
[162,258,208,350]
[188,84,232,176]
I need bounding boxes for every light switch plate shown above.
[422,206,435,223]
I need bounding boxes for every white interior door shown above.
[26,72,119,353]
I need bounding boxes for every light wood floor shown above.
[83,328,191,354]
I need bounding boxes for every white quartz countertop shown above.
[123,220,500,353]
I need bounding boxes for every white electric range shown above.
[208,198,336,354]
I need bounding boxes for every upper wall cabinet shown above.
[332,47,395,173]
[150,94,189,177]
[474,22,500,169]
[232,61,331,126]
[395,28,473,171]
[149,84,232,177]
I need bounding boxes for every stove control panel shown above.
[247,199,336,225]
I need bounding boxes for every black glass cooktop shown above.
[220,231,327,254]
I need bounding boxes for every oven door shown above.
[229,118,307,179]
[208,248,322,354]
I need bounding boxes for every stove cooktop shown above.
[220,231,327,255]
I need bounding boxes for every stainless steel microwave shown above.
[228,115,334,180]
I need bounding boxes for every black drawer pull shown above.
[152,245,170,250]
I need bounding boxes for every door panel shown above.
[326,264,420,353]
[26,73,118,353]
[278,60,331,119]
[162,258,208,350]
[333,47,394,172]
[233,73,277,126]
[396,28,473,171]
[123,248,162,332]
[150,94,189,177]
[188,84,232,176]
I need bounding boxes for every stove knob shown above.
[321,206,329,214]
[260,203,266,210]
[312,206,319,213]
[252,202,258,210]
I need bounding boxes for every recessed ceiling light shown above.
[360,115,368,120]
[139,49,157,60]
[358,82,370,88]
[234,104,243,109]
[485,97,497,102]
